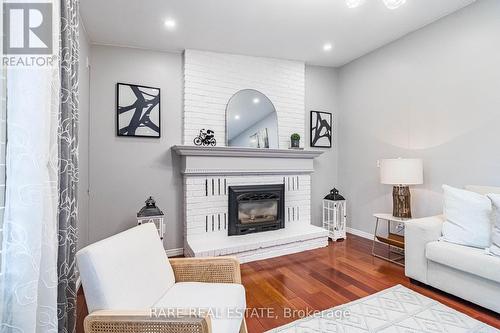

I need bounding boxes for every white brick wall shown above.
[184,174,311,238]
[184,49,305,148]
[180,50,325,260]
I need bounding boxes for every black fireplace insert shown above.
[228,184,285,236]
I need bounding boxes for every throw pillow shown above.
[487,194,500,256]
[441,185,492,248]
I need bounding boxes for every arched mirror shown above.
[226,89,279,148]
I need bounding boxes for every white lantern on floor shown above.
[137,196,165,240]
[323,188,347,241]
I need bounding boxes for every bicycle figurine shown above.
[193,129,216,146]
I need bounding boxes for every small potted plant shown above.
[290,133,301,148]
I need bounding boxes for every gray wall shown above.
[337,0,500,235]
[305,66,339,226]
[88,45,184,249]
[84,45,339,249]
[77,21,90,250]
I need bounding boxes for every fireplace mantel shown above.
[172,145,323,158]
[172,145,324,176]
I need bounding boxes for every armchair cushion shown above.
[76,223,176,313]
[154,282,246,333]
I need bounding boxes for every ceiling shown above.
[80,0,475,67]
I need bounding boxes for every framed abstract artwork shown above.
[310,110,332,148]
[116,83,161,138]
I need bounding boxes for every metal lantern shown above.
[322,188,347,241]
[137,196,165,240]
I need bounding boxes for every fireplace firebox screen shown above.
[228,184,285,235]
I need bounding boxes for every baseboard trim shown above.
[346,227,373,240]
[166,248,184,257]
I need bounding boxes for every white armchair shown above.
[76,223,247,333]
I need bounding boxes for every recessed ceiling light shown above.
[234,115,240,120]
[345,0,365,8]
[164,18,177,30]
[382,0,407,10]
[252,98,260,104]
[323,43,333,52]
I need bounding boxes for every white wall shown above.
[82,45,338,250]
[77,20,90,250]
[305,66,339,226]
[337,0,500,235]
[88,45,184,250]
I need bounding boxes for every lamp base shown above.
[392,185,412,218]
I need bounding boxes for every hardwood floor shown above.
[76,233,500,332]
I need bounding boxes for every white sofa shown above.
[77,223,247,333]
[405,186,500,313]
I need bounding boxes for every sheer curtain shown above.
[0,1,61,332]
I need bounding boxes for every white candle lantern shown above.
[322,188,347,241]
[137,196,165,240]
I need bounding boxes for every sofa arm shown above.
[84,309,212,333]
[405,215,444,284]
[169,257,242,284]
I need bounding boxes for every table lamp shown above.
[379,158,423,218]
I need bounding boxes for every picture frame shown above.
[116,82,161,138]
[310,110,332,148]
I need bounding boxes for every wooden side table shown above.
[372,213,412,266]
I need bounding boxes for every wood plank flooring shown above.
[76,233,500,333]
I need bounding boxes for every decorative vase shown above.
[291,139,300,148]
[392,185,412,218]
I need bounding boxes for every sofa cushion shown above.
[426,241,500,284]
[76,223,176,313]
[154,282,246,333]
[441,185,492,248]
[487,194,500,257]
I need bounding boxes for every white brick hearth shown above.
[173,146,328,263]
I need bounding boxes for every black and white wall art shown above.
[310,111,332,148]
[116,83,161,138]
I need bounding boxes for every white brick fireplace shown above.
[173,49,328,262]
[173,146,329,263]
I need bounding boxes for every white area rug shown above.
[266,285,499,332]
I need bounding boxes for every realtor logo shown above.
[3,3,52,54]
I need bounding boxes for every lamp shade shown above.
[379,158,423,185]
